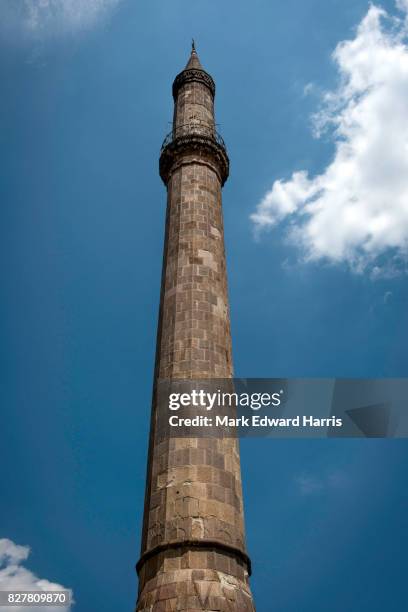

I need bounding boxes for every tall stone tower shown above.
[136,44,255,612]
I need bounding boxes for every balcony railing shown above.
[161,123,226,151]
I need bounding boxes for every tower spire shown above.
[185,39,203,70]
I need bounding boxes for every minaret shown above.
[136,44,255,611]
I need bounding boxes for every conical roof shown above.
[185,41,203,70]
[172,41,215,101]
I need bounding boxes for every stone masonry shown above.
[135,45,256,612]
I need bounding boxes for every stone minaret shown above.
[136,44,255,612]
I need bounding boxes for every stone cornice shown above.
[136,538,252,576]
[159,133,229,186]
[172,68,216,100]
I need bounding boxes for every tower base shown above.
[137,569,254,611]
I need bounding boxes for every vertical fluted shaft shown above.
[136,47,255,612]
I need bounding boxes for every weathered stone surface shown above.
[136,46,255,611]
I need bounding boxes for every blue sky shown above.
[0,1,407,610]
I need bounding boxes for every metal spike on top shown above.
[185,39,203,70]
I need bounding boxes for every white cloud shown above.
[383,290,393,303]
[295,470,349,496]
[0,0,121,38]
[251,2,408,275]
[0,538,73,611]
[397,0,408,13]
[295,475,324,495]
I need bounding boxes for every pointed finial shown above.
[185,40,203,70]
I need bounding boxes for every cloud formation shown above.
[251,2,408,275]
[295,475,324,496]
[0,538,72,611]
[295,470,349,496]
[0,0,121,38]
